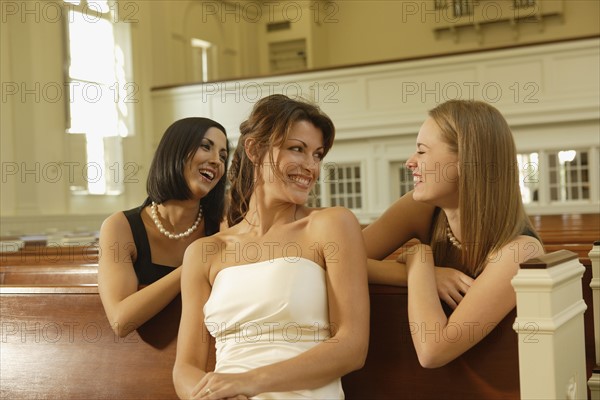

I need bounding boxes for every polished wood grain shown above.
[342,264,596,399]
[0,286,185,399]
[0,264,98,285]
[0,213,597,399]
[1,264,595,399]
[0,244,99,266]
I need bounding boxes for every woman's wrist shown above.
[406,244,433,273]
[243,369,263,397]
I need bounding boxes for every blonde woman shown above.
[364,99,543,367]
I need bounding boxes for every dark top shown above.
[521,226,540,240]
[123,202,218,285]
[432,207,541,242]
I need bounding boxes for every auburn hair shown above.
[227,95,335,226]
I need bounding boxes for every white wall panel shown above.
[151,38,600,219]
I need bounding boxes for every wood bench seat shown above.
[538,231,599,245]
[530,213,599,229]
[0,286,183,399]
[342,263,596,399]
[1,260,595,399]
[0,264,98,286]
[0,245,99,266]
[543,243,595,260]
[1,213,597,398]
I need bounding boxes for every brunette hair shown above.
[145,117,229,233]
[227,94,335,226]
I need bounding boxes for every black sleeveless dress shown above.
[123,203,218,285]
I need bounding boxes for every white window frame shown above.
[315,161,365,211]
[390,160,413,201]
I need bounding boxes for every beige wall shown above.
[1,4,69,217]
[321,0,599,68]
[148,0,260,87]
[147,1,600,83]
[148,0,600,82]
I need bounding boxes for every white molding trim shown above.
[588,243,600,368]
[151,39,600,219]
[152,37,600,141]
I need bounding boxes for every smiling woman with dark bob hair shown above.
[98,117,230,338]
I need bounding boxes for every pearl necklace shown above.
[446,223,462,250]
[150,201,203,240]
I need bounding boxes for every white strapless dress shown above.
[203,257,344,399]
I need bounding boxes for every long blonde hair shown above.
[428,100,538,277]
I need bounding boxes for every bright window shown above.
[517,152,540,204]
[395,161,413,198]
[517,148,596,210]
[64,0,134,195]
[548,149,590,202]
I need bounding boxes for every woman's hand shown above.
[433,267,473,310]
[403,244,473,309]
[192,372,255,400]
[404,237,543,368]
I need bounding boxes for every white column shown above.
[588,242,600,400]
[512,250,588,400]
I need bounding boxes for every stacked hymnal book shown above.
[0,231,99,251]
[56,231,99,247]
[0,238,25,253]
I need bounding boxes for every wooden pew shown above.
[0,242,98,285]
[342,262,596,399]
[530,214,599,232]
[0,244,99,266]
[1,213,597,398]
[0,285,183,399]
[0,263,98,285]
[343,291,520,399]
[1,261,595,399]
[530,213,599,253]
[348,213,598,398]
[0,242,100,286]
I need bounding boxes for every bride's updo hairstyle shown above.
[227,94,335,226]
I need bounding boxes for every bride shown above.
[173,94,370,400]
